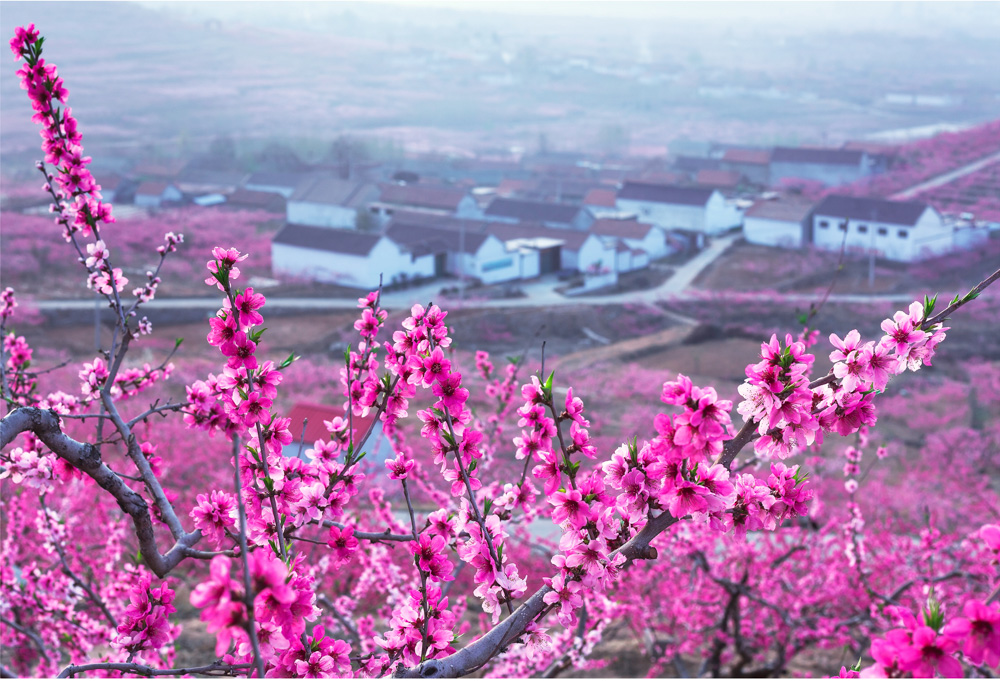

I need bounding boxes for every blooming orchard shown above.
[3,24,1000,679]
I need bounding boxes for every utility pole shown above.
[459,220,466,301]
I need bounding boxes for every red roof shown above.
[696,169,742,188]
[723,148,771,165]
[496,179,530,197]
[590,217,655,239]
[136,181,169,196]
[286,401,378,446]
[744,199,813,222]
[583,188,618,207]
[636,171,683,185]
[378,183,467,211]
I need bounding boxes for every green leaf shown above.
[278,353,298,369]
[544,370,555,393]
[796,313,808,326]
[506,355,522,366]
[923,595,944,631]
[249,327,267,344]
[923,294,937,318]
[344,344,352,365]
[483,499,493,515]
[174,337,184,348]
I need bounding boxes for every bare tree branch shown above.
[57,660,253,678]
[1,407,202,578]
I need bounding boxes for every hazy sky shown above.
[139,1,1000,37]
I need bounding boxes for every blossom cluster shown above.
[736,301,949,463]
[112,571,178,656]
[190,553,332,675]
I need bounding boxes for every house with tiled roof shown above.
[483,197,594,231]
[590,217,672,259]
[287,176,380,229]
[583,188,618,209]
[271,223,434,288]
[224,188,286,214]
[615,181,742,236]
[811,195,950,261]
[369,183,481,224]
[283,402,392,465]
[695,169,743,191]
[743,197,814,248]
[485,221,616,275]
[134,181,183,209]
[385,216,527,284]
[720,148,772,185]
[770,147,875,186]
[245,171,313,198]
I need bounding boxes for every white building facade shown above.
[811,195,951,262]
[615,182,742,236]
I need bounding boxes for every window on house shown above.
[878,227,888,236]
[819,220,829,228]
[898,230,908,238]
[858,224,868,234]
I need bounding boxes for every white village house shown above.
[484,197,594,231]
[770,147,874,186]
[743,198,814,249]
[134,181,183,209]
[369,184,482,225]
[811,195,951,262]
[286,176,380,229]
[283,402,394,466]
[590,217,672,260]
[615,182,743,236]
[271,224,434,289]
[385,218,528,285]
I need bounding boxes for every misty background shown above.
[2,1,999,172]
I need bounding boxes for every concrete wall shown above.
[744,217,804,248]
[272,238,434,289]
[287,201,357,229]
[812,207,949,262]
[616,192,739,236]
[771,162,868,186]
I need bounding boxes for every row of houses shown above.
[744,193,990,261]
[272,211,677,290]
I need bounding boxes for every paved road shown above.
[889,149,1000,201]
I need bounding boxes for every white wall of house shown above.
[771,162,867,186]
[953,225,991,251]
[517,248,541,279]
[615,249,631,273]
[621,227,671,259]
[287,201,357,229]
[455,197,484,219]
[615,192,740,236]
[451,236,521,284]
[812,207,950,262]
[572,235,617,274]
[744,217,804,248]
[272,238,433,289]
[246,182,297,198]
[135,185,182,209]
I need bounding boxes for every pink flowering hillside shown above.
[4,24,1000,680]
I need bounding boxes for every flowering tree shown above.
[3,25,1000,679]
